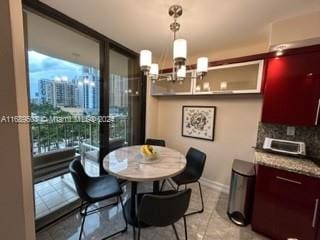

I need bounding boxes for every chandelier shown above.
[139,5,208,83]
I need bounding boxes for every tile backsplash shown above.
[256,122,320,158]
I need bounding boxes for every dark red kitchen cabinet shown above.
[262,51,320,126]
[251,165,277,239]
[252,165,320,240]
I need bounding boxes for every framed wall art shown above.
[182,106,216,141]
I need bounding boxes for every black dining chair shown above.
[136,189,192,240]
[69,159,127,240]
[145,138,166,147]
[161,147,206,216]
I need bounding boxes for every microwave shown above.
[263,137,306,156]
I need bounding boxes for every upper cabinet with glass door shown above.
[150,60,264,96]
[151,70,194,95]
[193,60,264,94]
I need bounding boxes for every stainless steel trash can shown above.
[227,159,256,226]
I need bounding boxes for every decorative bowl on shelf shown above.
[140,145,159,163]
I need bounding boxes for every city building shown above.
[37,66,100,113]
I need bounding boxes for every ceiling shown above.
[27,10,100,68]
[41,0,320,63]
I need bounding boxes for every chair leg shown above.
[119,196,128,232]
[97,196,129,240]
[133,226,136,240]
[172,223,180,240]
[167,179,177,190]
[183,216,188,240]
[185,181,204,216]
[198,181,204,213]
[137,227,141,240]
[79,196,128,240]
[79,201,86,216]
[160,179,166,191]
[85,199,119,216]
[79,205,88,240]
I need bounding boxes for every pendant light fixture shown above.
[139,50,152,72]
[140,5,208,83]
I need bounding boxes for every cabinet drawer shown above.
[253,165,320,240]
[262,165,318,187]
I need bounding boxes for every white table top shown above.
[103,145,186,182]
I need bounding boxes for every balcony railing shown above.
[31,117,129,154]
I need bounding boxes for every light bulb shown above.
[177,65,186,78]
[173,39,187,66]
[275,45,287,57]
[197,57,208,73]
[140,50,152,72]
[150,63,159,77]
[276,50,283,56]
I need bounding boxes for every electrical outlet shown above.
[287,126,295,136]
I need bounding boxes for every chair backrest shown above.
[138,189,191,227]
[186,147,206,180]
[109,138,126,151]
[145,138,166,147]
[69,159,90,201]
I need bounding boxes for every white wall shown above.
[155,96,262,188]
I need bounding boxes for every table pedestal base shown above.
[124,181,160,227]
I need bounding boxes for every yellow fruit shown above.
[140,145,147,155]
[140,145,147,156]
[140,145,156,157]
[144,145,152,156]
[148,145,154,154]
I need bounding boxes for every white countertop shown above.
[255,150,320,178]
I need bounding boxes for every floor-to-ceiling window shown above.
[109,48,144,149]
[23,2,145,230]
[25,9,101,226]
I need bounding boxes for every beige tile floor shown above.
[36,182,270,240]
[34,160,99,219]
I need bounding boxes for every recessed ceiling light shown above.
[275,45,287,56]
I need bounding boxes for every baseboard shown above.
[199,177,230,194]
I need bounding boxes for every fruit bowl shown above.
[140,145,158,162]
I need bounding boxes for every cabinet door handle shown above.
[312,199,319,228]
[315,99,320,125]
[276,176,302,185]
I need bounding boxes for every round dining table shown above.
[103,145,186,227]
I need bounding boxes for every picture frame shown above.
[182,106,216,141]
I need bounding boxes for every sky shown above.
[28,51,83,98]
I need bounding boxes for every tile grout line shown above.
[201,195,223,240]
